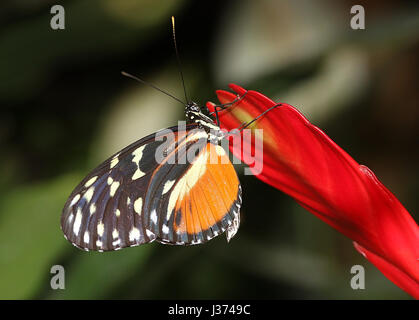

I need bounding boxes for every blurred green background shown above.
[0,0,418,299]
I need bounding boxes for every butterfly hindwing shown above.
[143,129,242,245]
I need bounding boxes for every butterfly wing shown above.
[61,125,242,251]
[143,132,242,245]
[61,125,192,251]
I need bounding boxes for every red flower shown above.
[207,84,419,298]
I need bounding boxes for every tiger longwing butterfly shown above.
[61,17,243,251]
[61,99,242,251]
[61,17,241,251]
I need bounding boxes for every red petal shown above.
[209,84,419,297]
[354,242,419,299]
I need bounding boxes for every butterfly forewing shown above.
[61,125,188,251]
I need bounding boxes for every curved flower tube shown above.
[207,84,419,298]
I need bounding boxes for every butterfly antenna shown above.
[121,71,185,105]
[239,104,282,131]
[171,16,189,104]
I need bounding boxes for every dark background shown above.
[0,0,418,299]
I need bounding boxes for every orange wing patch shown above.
[169,142,241,243]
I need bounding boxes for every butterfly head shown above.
[185,102,210,123]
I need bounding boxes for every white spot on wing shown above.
[162,224,169,234]
[84,176,97,188]
[83,231,90,244]
[132,145,146,164]
[73,208,82,235]
[90,203,96,215]
[129,227,140,242]
[146,229,155,238]
[162,179,176,194]
[132,168,146,180]
[70,194,80,207]
[83,186,95,203]
[150,209,157,224]
[131,145,147,180]
[134,197,142,215]
[110,181,120,197]
[115,209,121,217]
[112,228,119,239]
[110,154,119,169]
[107,176,113,185]
[97,221,104,237]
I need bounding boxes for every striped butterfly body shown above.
[61,102,242,251]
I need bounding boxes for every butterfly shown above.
[61,16,245,252]
[61,99,242,251]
